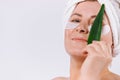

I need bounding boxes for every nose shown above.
[75,25,89,34]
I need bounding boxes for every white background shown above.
[0,0,120,80]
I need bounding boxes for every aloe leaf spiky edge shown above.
[87,4,105,44]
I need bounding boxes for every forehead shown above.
[72,1,101,16]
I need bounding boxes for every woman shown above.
[53,0,120,80]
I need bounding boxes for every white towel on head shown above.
[64,0,120,57]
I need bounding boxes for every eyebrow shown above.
[71,13,97,19]
[71,13,82,17]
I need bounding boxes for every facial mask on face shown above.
[88,24,110,35]
[66,22,110,35]
[66,22,79,29]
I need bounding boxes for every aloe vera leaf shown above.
[87,4,105,44]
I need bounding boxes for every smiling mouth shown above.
[72,38,87,42]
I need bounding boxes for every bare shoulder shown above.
[102,72,120,80]
[52,77,69,80]
[111,73,120,80]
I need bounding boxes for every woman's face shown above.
[64,1,113,56]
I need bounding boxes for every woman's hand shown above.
[79,41,112,80]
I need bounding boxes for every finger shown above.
[86,44,98,56]
[99,41,112,64]
[105,43,112,64]
[98,41,109,56]
[106,43,112,57]
[92,41,103,52]
[92,41,105,56]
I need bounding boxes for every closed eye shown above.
[71,19,81,23]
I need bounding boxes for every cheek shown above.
[65,29,73,40]
[64,29,87,56]
[64,29,72,46]
[64,29,73,54]
[101,31,113,45]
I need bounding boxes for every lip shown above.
[72,37,87,42]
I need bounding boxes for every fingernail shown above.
[92,40,97,43]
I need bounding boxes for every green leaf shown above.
[87,4,105,44]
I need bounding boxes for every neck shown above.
[70,56,86,80]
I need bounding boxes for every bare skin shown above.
[52,73,120,80]
[53,1,120,80]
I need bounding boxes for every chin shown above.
[65,40,87,57]
[65,47,87,57]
